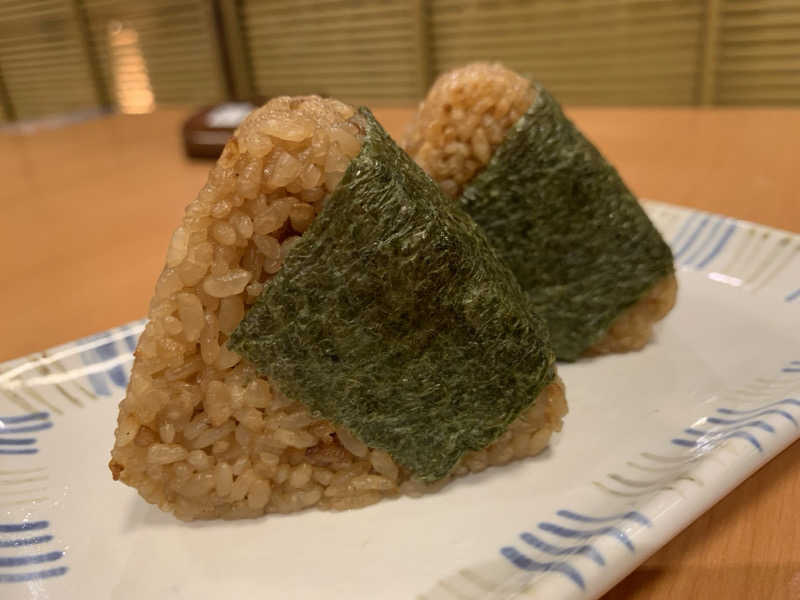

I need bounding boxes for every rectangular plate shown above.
[1,202,798,599]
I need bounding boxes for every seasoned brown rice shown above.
[403,63,677,356]
[110,95,567,521]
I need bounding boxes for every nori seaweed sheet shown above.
[460,86,675,361]
[229,108,556,481]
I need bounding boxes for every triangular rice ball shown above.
[405,63,677,361]
[110,96,566,520]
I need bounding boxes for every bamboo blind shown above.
[430,0,708,105]
[0,0,99,120]
[0,68,8,122]
[240,0,429,104]
[82,0,226,109]
[1,0,799,121]
[715,0,800,104]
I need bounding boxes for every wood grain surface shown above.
[1,106,798,599]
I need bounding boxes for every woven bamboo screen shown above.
[83,0,226,110]
[0,0,99,120]
[1,0,799,120]
[715,0,800,105]
[0,71,9,122]
[430,0,708,105]
[239,0,429,104]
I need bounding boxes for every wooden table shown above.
[1,106,798,599]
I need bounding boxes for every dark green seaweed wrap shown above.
[229,107,556,481]
[460,86,675,361]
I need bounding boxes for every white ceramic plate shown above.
[1,202,799,600]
